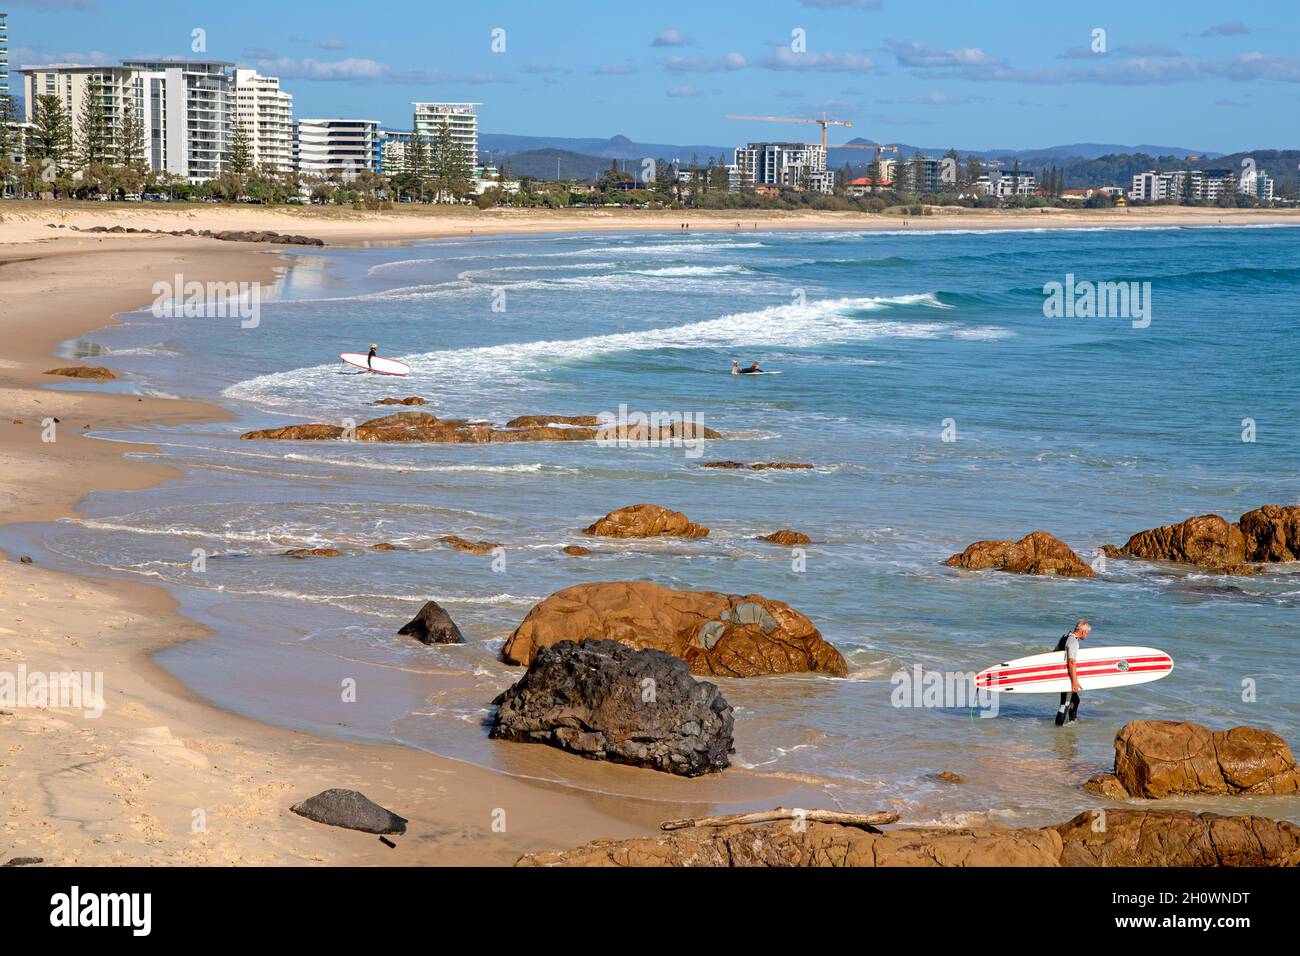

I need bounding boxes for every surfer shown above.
[367,343,378,370]
[1054,619,1091,726]
[732,360,762,375]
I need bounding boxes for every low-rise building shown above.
[294,118,380,180]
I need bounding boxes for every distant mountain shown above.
[499,148,621,182]
[827,138,1223,167]
[479,132,731,164]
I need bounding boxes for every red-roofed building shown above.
[848,176,891,197]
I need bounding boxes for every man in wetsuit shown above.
[739,361,762,374]
[367,343,378,370]
[1055,619,1091,726]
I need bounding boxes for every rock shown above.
[490,639,733,776]
[934,771,964,784]
[517,809,1300,867]
[370,542,399,551]
[241,411,719,444]
[757,530,811,546]
[397,600,464,645]
[18,556,33,565]
[289,789,407,834]
[506,414,601,428]
[562,545,592,556]
[702,461,814,471]
[1089,720,1300,798]
[1237,505,1300,563]
[944,530,1096,578]
[583,504,709,539]
[44,365,116,381]
[502,581,848,678]
[283,548,342,559]
[440,535,499,555]
[1102,513,1245,569]
[371,396,426,406]
[2,857,44,867]
[1054,809,1300,867]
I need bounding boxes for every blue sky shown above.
[6,0,1299,152]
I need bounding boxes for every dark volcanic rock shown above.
[490,639,734,776]
[398,600,464,645]
[289,789,407,834]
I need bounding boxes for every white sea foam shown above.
[225,292,1006,409]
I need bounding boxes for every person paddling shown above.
[1054,619,1091,726]
[367,343,378,370]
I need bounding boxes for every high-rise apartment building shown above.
[411,102,478,169]
[733,141,827,191]
[294,118,379,179]
[234,68,294,172]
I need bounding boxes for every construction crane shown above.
[829,142,900,165]
[727,113,852,152]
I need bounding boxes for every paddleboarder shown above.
[1054,619,1091,726]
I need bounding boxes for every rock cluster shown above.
[1084,720,1300,799]
[703,461,814,470]
[502,581,848,678]
[944,530,1096,577]
[241,411,720,445]
[1102,505,1300,573]
[490,639,734,776]
[78,225,324,245]
[517,809,1300,867]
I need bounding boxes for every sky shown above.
[5,0,1300,153]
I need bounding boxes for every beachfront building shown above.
[20,59,234,182]
[1241,166,1275,202]
[411,102,478,169]
[1,12,9,101]
[294,118,380,180]
[1129,167,1273,203]
[734,141,828,192]
[234,69,294,173]
[377,128,415,174]
[121,60,232,182]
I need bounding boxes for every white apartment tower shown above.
[411,102,478,169]
[234,69,294,172]
[19,64,145,165]
[1,12,9,101]
[294,118,379,179]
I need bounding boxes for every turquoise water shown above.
[20,225,1300,827]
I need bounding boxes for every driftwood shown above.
[660,807,900,832]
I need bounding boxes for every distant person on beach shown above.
[367,343,378,370]
[1054,619,1091,726]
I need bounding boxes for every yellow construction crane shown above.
[727,113,852,152]
[829,142,900,165]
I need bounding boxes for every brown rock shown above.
[1100,719,1300,798]
[757,530,811,546]
[1237,505,1300,563]
[518,809,1300,867]
[44,365,116,381]
[934,771,964,784]
[242,424,345,441]
[561,545,592,556]
[370,542,399,551]
[702,461,814,471]
[583,504,709,540]
[284,548,342,559]
[506,414,601,428]
[370,396,426,406]
[1101,513,1246,568]
[944,530,1096,577]
[440,535,499,555]
[502,580,848,678]
[1082,773,1131,800]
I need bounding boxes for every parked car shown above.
[122,193,143,202]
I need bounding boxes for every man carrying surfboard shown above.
[1055,619,1091,726]
[367,343,378,370]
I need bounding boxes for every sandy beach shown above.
[2,202,1297,867]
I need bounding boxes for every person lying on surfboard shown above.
[367,344,378,370]
[732,359,763,374]
[1054,619,1091,726]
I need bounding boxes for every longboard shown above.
[340,352,411,376]
[732,370,782,375]
[975,645,1173,694]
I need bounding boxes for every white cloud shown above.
[664,52,748,73]
[652,29,694,47]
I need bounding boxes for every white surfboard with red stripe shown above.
[975,646,1174,694]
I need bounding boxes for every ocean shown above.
[14,224,1300,827]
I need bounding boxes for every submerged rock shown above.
[561,545,592,556]
[490,639,733,776]
[944,530,1096,578]
[757,530,811,546]
[397,600,464,645]
[583,504,709,539]
[371,396,426,406]
[289,789,407,834]
[440,535,499,555]
[702,461,814,471]
[1083,720,1300,799]
[283,548,342,559]
[502,580,848,678]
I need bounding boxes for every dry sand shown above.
[1,201,1295,866]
